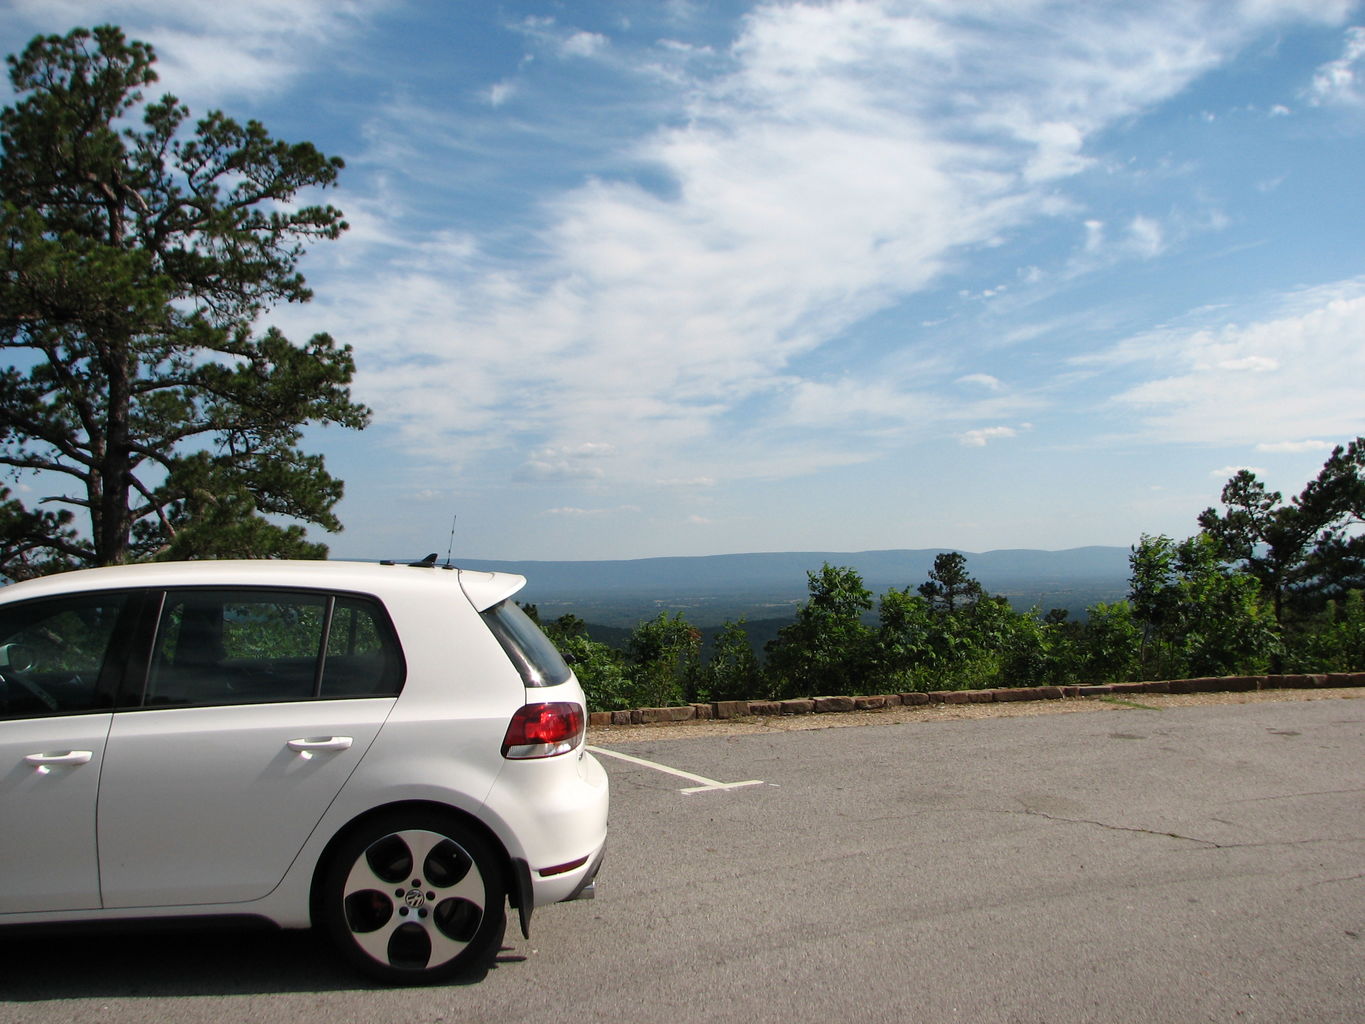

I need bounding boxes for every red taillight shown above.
[501,702,585,759]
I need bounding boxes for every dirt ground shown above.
[587,686,1365,744]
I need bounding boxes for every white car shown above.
[0,558,608,984]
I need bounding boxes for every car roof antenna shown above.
[443,513,458,567]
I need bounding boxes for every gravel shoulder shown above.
[588,686,1365,744]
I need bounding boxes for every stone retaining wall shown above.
[586,672,1365,727]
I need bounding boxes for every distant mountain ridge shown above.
[445,546,1133,626]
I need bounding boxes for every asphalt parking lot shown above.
[1,695,1361,1023]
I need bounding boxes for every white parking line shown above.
[586,745,765,794]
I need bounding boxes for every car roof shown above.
[0,560,528,613]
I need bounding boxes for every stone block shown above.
[853,696,887,710]
[1169,677,1223,694]
[1325,672,1365,688]
[779,699,816,715]
[747,701,782,716]
[900,692,931,706]
[1108,682,1147,693]
[588,711,612,728]
[713,700,751,719]
[814,696,856,713]
[967,690,996,703]
[638,706,696,724]
[1265,674,1310,689]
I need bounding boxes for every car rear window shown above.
[480,600,572,688]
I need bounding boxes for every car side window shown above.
[0,593,129,719]
[321,596,404,698]
[145,589,402,707]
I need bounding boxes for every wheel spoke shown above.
[343,846,397,898]
[400,829,449,881]
[426,912,475,966]
[348,909,405,964]
[434,862,485,907]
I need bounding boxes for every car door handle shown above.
[287,736,353,753]
[25,750,93,766]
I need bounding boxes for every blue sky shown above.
[5,1,1365,562]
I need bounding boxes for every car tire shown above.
[318,809,507,984]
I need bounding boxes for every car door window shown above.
[145,589,401,707]
[0,593,129,719]
[321,595,403,697]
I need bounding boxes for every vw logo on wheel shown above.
[404,889,426,910]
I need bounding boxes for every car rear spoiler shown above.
[457,570,528,612]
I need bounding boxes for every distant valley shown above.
[452,546,1133,630]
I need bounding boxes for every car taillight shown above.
[501,702,585,759]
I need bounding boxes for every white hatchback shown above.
[0,558,608,983]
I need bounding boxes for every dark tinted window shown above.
[481,599,573,688]
[145,590,402,707]
[321,596,404,698]
[0,593,129,719]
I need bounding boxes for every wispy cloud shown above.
[25,2,1355,535]
[959,426,1018,448]
[315,1,1350,494]
[1309,24,1365,105]
[1210,464,1265,479]
[6,0,383,104]
[1108,279,1365,445]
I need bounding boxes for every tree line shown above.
[532,442,1365,712]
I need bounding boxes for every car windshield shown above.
[480,599,573,688]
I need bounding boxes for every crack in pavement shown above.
[1015,805,1222,848]
[1012,801,1365,851]
[1227,786,1365,803]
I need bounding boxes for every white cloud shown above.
[518,443,616,483]
[1084,220,1105,252]
[562,30,609,58]
[1126,215,1165,258]
[958,374,1004,391]
[959,426,1018,447]
[1110,279,1365,445]
[1210,464,1265,479]
[656,477,718,488]
[1309,25,1365,105]
[484,80,517,106]
[320,1,1358,488]
[7,0,383,104]
[514,17,611,61]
